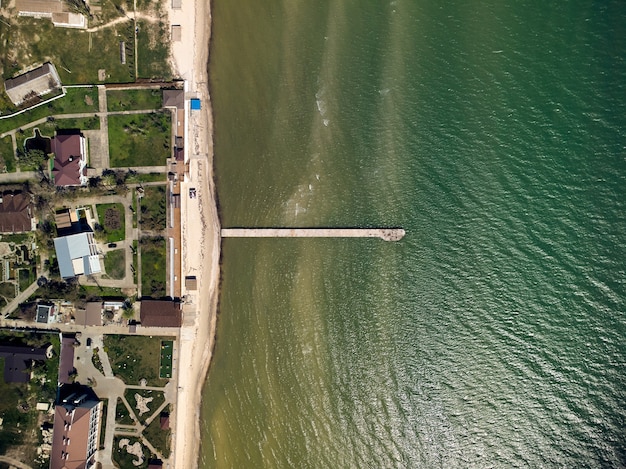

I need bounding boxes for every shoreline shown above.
[167,0,220,467]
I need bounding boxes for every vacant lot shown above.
[2,18,134,86]
[96,203,126,242]
[108,112,171,167]
[137,20,171,80]
[140,185,167,231]
[104,249,126,280]
[140,236,166,298]
[107,89,162,112]
[104,335,173,387]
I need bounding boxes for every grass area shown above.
[0,87,100,133]
[127,172,167,184]
[0,331,59,458]
[79,285,125,299]
[113,436,149,469]
[99,399,108,450]
[96,203,126,242]
[104,335,173,386]
[140,185,167,231]
[107,89,162,112]
[0,135,16,172]
[131,189,137,228]
[159,340,173,379]
[132,239,138,283]
[140,237,166,298]
[124,388,165,424]
[137,20,172,80]
[0,233,32,244]
[0,281,16,300]
[2,17,135,86]
[104,249,126,280]
[108,112,171,167]
[18,268,34,292]
[45,115,100,131]
[115,397,135,425]
[143,412,171,458]
[92,348,105,375]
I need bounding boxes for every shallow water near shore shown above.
[200,1,626,467]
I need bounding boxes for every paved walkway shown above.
[1,274,46,317]
[0,455,32,469]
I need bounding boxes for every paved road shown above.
[0,455,32,469]
[1,274,46,317]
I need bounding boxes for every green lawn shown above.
[0,332,59,459]
[104,335,173,387]
[159,340,173,378]
[113,436,149,469]
[142,411,171,458]
[0,87,100,133]
[104,249,126,280]
[137,20,172,80]
[108,112,171,167]
[140,186,167,231]
[107,89,163,112]
[0,135,15,172]
[79,285,125,299]
[140,236,166,298]
[132,172,167,183]
[115,397,135,425]
[46,115,101,131]
[96,203,126,242]
[124,388,165,424]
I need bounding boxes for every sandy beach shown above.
[167,0,220,467]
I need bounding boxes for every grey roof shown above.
[53,232,101,278]
[36,304,53,323]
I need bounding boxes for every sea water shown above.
[200,1,626,467]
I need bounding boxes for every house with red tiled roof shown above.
[0,191,34,233]
[51,134,87,187]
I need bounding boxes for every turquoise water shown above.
[201,1,626,467]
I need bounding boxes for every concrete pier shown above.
[221,228,405,242]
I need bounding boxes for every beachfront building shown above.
[51,133,88,187]
[15,0,87,29]
[53,232,101,278]
[0,191,35,233]
[50,389,102,469]
[140,299,182,327]
[4,62,62,106]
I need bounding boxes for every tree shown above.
[17,149,47,170]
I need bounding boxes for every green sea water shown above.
[201,1,626,467]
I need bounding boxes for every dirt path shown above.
[86,12,160,33]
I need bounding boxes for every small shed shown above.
[190,98,201,110]
[171,25,181,42]
[185,276,197,291]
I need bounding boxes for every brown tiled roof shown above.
[0,192,32,233]
[140,300,182,327]
[0,344,47,383]
[50,395,101,469]
[52,134,84,186]
[58,335,75,385]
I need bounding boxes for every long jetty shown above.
[221,228,405,242]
